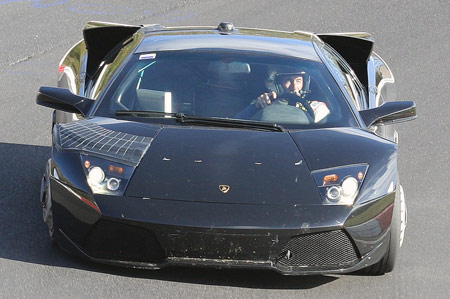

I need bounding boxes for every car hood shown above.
[125,126,321,205]
[288,127,397,171]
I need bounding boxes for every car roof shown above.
[135,26,321,62]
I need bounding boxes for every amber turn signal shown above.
[358,171,364,180]
[323,174,339,185]
[109,165,124,174]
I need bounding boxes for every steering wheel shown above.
[250,100,312,124]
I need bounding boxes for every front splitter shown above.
[55,227,388,276]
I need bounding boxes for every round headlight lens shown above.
[342,177,359,197]
[88,166,105,185]
[326,186,342,201]
[106,178,120,191]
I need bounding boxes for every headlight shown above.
[312,164,369,205]
[342,177,358,196]
[106,178,121,191]
[87,167,105,185]
[326,186,342,201]
[81,155,134,195]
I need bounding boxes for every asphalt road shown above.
[0,1,449,298]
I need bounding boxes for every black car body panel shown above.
[45,118,399,274]
[49,172,395,274]
[37,22,416,275]
[134,33,321,61]
[127,126,321,205]
[289,128,398,205]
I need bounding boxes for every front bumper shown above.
[55,228,388,275]
[49,177,395,275]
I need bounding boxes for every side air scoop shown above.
[83,21,142,78]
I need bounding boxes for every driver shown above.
[235,70,330,123]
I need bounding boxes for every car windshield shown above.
[94,51,358,129]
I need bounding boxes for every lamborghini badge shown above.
[219,185,230,193]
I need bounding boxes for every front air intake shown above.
[276,230,359,270]
[83,219,165,263]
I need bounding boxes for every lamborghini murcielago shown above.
[36,21,416,275]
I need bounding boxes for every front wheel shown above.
[40,169,54,241]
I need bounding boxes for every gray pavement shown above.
[0,1,449,298]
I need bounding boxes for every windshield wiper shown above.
[115,110,176,117]
[176,114,285,132]
[115,110,285,132]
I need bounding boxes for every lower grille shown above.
[276,230,359,269]
[83,219,165,263]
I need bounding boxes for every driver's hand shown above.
[255,91,277,109]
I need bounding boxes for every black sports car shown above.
[37,21,416,275]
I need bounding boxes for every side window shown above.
[316,43,367,110]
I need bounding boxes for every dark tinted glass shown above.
[94,51,358,129]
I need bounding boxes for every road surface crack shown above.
[7,40,73,67]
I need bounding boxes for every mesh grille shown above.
[84,219,165,263]
[276,230,358,269]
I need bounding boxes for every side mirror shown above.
[360,101,416,127]
[36,87,93,117]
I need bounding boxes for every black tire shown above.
[41,164,55,243]
[360,191,401,275]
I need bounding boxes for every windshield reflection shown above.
[95,51,358,129]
